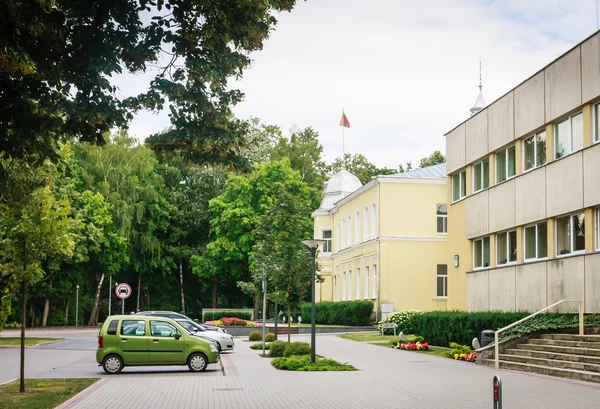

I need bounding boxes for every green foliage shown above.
[248,331,262,341]
[271,355,356,371]
[283,342,311,357]
[300,301,374,326]
[268,341,288,357]
[500,313,600,341]
[413,336,425,343]
[204,311,252,321]
[265,333,275,342]
[250,342,270,350]
[378,310,423,335]
[443,342,473,358]
[410,311,529,347]
[419,151,446,167]
[327,153,396,185]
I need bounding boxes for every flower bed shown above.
[394,341,429,351]
[455,352,477,362]
[205,317,262,327]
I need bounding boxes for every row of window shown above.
[334,265,377,301]
[471,210,592,269]
[452,103,600,203]
[334,203,377,252]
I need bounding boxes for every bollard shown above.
[493,375,502,409]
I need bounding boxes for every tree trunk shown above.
[136,271,141,312]
[42,280,52,327]
[65,298,70,326]
[211,276,218,308]
[88,272,105,326]
[287,305,291,343]
[30,305,35,328]
[253,295,259,322]
[179,259,185,315]
[146,290,150,311]
[20,280,27,393]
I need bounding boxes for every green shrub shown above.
[248,331,262,341]
[271,355,356,371]
[250,343,270,350]
[268,341,288,357]
[413,336,425,343]
[410,310,529,346]
[377,310,423,335]
[443,342,473,358]
[204,311,252,321]
[283,342,311,357]
[500,313,600,341]
[265,333,275,342]
[299,301,373,326]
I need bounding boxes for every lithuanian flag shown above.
[339,111,350,128]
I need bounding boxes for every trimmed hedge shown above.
[283,342,311,357]
[248,331,262,341]
[411,311,528,346]
[204,311,252,321]
[265,333,275,342]
[269,341,288,357]
[299,301,373,326]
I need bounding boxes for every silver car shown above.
[175,319,235,352]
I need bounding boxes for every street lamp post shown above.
[301,239,326,363]
[75,285,79,327]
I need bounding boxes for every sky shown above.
[116,0,600,169]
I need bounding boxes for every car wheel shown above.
[188,352,208,372]
[217,343,222,353]
[102,354,124,374]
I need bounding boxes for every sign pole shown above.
[493,375,502,409]
[115,283,132,315]
[122,299,124,315]
[108,276,112,316]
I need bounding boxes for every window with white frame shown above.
[364,266,369,300]
[347,215,352,247]
[371,265,377,299]
[322,229,332,253]
[496,145,516,183]
[347,270,352,300]
[336,225,340,252]
[363,206,369,240]
[596,208,600,250]
[356,268,360,300]
[342,272,346,301]
[452,170,466,202]
[595,103,600,143]
[371,203,377,238]
[473,236,490,269]
[496,230,517,265]
[555,112,583,159]
[355,211,360,244]
[437,264,447,297]
[341,218,346,249]
[524,131,546,171]
[333,275,337,301]
[472,158,489,192]
[556,213,585,256]
[524,221,547,261]
[437,204,447,234]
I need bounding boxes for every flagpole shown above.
[342,107,345,157]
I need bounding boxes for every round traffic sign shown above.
[115,283,132,300]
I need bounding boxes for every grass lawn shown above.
[0,338,62,347]
[339,332,417,343]
[0,378,98,409]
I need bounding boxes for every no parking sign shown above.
[115,283,132,299]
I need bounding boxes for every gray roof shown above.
[388,163,446,178]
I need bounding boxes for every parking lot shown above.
[1,328,600,408]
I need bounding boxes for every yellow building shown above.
[312,165,449,318]
[445,31,600,313]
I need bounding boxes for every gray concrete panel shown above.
[466,270,489,311]
[583,143,600,208]
[465,110,488,164]
[515,167,547,226]
[489,267,516,311]
[488,92,515,152]
[446,123,466,174]
[516,262,547,312]
[585,253,600,313]
[547,256,585,313]
[489,179,515,233]
[545,47,582,122]
[466,190,489,239]
[514,72,545,138]
[581,33,600,103]
[546,152,583,218]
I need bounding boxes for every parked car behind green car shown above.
[96,315,219,374]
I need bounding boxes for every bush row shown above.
[203,311,252,321]
[299,301,373,326]
[268,341,311,358]
[248,331,275,342]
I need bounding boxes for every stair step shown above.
[539,333,600,343]
[528,338,600,349]
[505,348,600,365]
[517,343,600,357]
[498,353,600,372]
[481,359,600,383]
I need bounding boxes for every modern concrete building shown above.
[445,31,600,313]
[312,164,448,317]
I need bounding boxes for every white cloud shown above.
[119,0,600,168]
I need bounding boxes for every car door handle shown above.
[153,339,159,343]
[121,338,127,341]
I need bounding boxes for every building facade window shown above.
[452,170,466,202]
[347,270,352,300]
[336,225,340,252]
[555,112,583,158]
[347,215,352,247]
[472,158,489,192]
[595,103,600,143]
[371,203,377,238]
[371,265,377,299]
[437,204,447,234]
[496,230,517,265]
[342,218,347,249]
[363,206,369,240]
[364,266,369,300]
[322,229,332,253]
[496,145,516,183]
[342,272,346,301]
[524,131,546,171]
[596,208,600,251]
[556,213,585,256]
[524,222,548,261]
[437,264,447,297]
[473,236,490,269]
[356,268,360,300]
[355,211,360,244]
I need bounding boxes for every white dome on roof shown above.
[318,169,362,210]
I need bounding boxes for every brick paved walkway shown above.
[64,334,600,408]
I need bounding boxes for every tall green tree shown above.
[327,153,397,184]
[419,150,446,167]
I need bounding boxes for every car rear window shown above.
[107,320,118,335]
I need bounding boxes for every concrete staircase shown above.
[482,333,600,383]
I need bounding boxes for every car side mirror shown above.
[174,332,181,340]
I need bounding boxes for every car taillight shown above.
[98,336,103,349]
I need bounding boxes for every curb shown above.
[55,378,105,409]
[0,378,17,387]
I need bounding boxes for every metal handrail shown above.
[494,299,583,369]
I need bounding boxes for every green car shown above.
[96,315,219,374]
